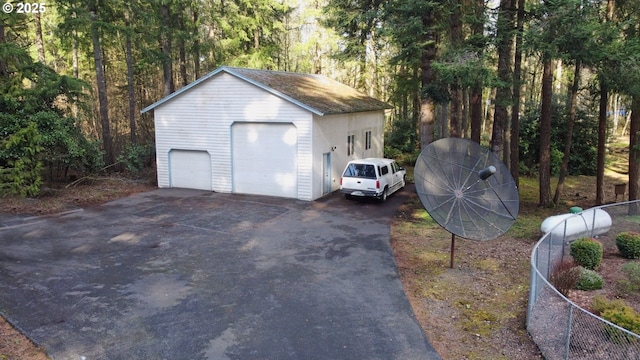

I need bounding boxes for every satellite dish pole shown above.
[449,166,496,268]
[450,233,455,268]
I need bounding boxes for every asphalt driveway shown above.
[0,187,440,360]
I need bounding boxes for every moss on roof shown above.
[229,67,391,115]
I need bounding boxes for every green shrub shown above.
[575,267,604,290]
[602,307,640,336]
[617,262,640,295]
[383,146,402,160]
[616,232,640,259]
[570,237,603,270]
[591,296,640,338]
[117,143,153,174]
[592,295,627,315]
[0,121,43,197]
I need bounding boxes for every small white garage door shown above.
[169,150,212,190]
[232,122,297,198]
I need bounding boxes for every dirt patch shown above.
[0,173,157,216]
[391,196,544,359]
[0,318,49,360]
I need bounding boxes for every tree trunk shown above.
[72,33,79,79]
[449,1,463,138]
[462,89,469,138]
[491,0,515,157]
[539,58,553,207]
[438,103,448,139]
[470,87,482,143]
[596,81,608,205]
[34,12,46,63]
[629,98,640,214]
[553,60,581,205]
[420,99,435,149]
[450,86,462,138]
[419,13,437,149]
[178,11,188,87]
[125,12,137,144]
[161,3,174,96]
[90,7,113,165]
[412,67,421,151]
[503,115,511,167]
[469,0,485,144]
[192,10,200,79]
[510,0,525,186]
[0,21,6,78]
[179,39,188,87]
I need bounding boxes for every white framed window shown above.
[365,131,372,150]
[347,134,355,156]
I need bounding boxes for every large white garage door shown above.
[169,150,212,190]
[232,123,297,198]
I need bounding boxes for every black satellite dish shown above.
[414,137,519,268]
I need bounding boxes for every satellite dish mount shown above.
[414,138,519,268]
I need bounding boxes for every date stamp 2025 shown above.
[3,2,47,14]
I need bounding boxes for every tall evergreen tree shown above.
[88,0,114,165]
[323,0,384,89]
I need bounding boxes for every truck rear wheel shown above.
[379,188,388,202]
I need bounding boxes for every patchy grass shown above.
[391,168,631,359]
[392,188,541,359]
[392,139,632,359]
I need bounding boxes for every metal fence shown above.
[527,200,640,359]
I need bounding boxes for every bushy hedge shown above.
[618,262,640,294]
[0,121,43,197]
[592,296,640,337]
[575,267,604,290]
[570,238,603,270]
[616,232,640,259]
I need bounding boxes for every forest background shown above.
[0,0,639,208]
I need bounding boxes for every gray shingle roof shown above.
[141,66,391,116]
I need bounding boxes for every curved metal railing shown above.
[527,200,640,359]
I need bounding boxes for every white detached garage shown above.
[141,66,391,201]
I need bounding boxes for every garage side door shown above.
[232,123,297,198]
[169,150,212,190]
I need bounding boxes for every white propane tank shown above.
[540,208,612,242]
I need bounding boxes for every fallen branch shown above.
[64,162,121,188]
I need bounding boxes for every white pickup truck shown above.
[339,158,406,201]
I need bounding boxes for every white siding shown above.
[310,111,385,200]
[154,73,314,200]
